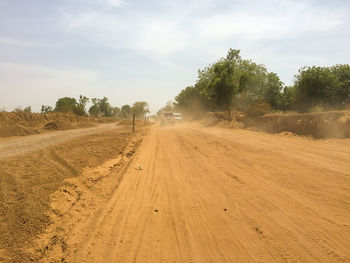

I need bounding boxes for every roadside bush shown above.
[294,65,350,111]
[41,105,54,114]
[245,99,271,117]
[23,106,32,113]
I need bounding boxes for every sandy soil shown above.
[27,123,350,263]
[0,124,142,262]
[0,123,119,159]
[0,112,110,138]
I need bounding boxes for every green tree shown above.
[23,106,32,113]
[75,95,89,116]
[331,64,350,106]
[279,86,297,111]
[233,60,270,111]
[120,105,132,118]
[293,65,350,111]
[207,49,241,118]
[264,72,284,108]
[175,87,198,110]
[112,107,121,117]
[88,103,100,117]
[98,97,113,117]
[173,48,292,115]
[41,105,53,114]
[55,97,77,113]
[88,97,113,117]
[132,101,149,118]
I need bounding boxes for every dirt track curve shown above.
[0,123,118,160]
[30,123,350,263]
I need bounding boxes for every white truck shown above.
[160,112,182,126]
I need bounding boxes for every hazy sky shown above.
[1,0,349,113]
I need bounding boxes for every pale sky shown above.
[1,0,349,113]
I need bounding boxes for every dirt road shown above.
[34,123,350,263]
[0,123,118,159]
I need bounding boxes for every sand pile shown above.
[0,112,97,138]
[244,111,350,138]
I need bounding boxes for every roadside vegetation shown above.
[5,96,149,119]
[164,49,350,118]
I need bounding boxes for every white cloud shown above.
[61,10,189,55]
[197,1,342,41]
[59,0,344,57]
[62,11,129,33]
[105,0,124,8]
[67,0,125,8]
[0,36,48,48]
[1,0,349,112]
[0,62,99,83]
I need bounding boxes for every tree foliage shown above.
[133,101,149,118]
[54,95,92,115]
[88,97,113,117]
[112,107,120,117]
[23,106,32,113]
[120,104,132,118]
[172,49,350,116]
[206,49,241,118]
[175,86,209,114]
[294,65,350,111]
[55,97,78,113]
[31,95,148,118]
[75,95,89,116]
[173,49,284,118]
[41,105,54,114]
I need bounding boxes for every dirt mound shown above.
[43,121,74,130]
[0,112,80,126]
[199,110,350,139]
[0,124,40,137]
[216,120,243,129]
[199,113,220,126]
[200,112,243,128]
[244,110,350,138]
[245,99,271,117]
[0,126,143,262]
[0,112,107,138]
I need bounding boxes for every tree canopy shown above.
[293,65,350,111]
[171,49,350,117]
[132,101,149,118]
[174,49,285,117]
[88,97,113,117]
[120,105,132,118]
[54,97,78,113]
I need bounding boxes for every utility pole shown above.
[132,113,135,133]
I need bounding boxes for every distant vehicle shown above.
[174,113,182,123]
[161,112,175,126]
[160,112,183,126]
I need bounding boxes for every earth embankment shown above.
[0,112,117,138]
[244,111,350,138]
[0,124,143,262]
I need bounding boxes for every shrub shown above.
[245,99,271,117]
